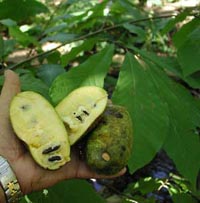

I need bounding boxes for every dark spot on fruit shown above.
[42,145,60,154]
[101,119,107,125]
[93,103,97,108]
[115,112,123,118]
[20,104,30,111]
[121,145,126,151]
[48,156,61,162]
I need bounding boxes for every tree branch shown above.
[2,14,176,74]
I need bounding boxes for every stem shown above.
[4,14,176,73]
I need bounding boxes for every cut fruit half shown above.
[55,86,108,145]
[10,91,70,170]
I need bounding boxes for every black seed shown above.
[76,115,83,122]
[42,145,60,154]
[48,156,61,162]
[83,110,89,116]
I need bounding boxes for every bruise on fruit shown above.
[42,145,60,154]
[102,152,110,161]
[48,156,62,162]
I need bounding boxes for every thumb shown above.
[0,70,20,118]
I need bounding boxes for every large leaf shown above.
[177,27,200,76]
[131,47,200,89]
[112,53,169,173]
[36,64,65,86]
[172,18,200,49]
[172,193,198,203]
[0,0,49,22]
[50,45,114,105]
[21,180,105,203]
[146,61,200,187]
[61,38,97,66]
[161,10,189,35]
[20,73,50,101]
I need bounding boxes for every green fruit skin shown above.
[86,104,133,175]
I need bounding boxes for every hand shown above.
[0,70,125,195]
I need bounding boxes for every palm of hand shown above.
[0,70,125,195]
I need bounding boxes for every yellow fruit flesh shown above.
[10,91,70,170]
[56,86,108,145]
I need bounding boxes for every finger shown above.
[0,70,20,118]
[74,161,127,179]
[0,69,20,101]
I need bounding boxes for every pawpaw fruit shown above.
[55,86,108,145]
[85,104,133,175]
[10,91,70,170]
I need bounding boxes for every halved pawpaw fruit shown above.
[10,91,70,170]
[55,86,108,145]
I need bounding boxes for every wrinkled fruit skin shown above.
[10,91,70,170]
[86,104,133,175]
[56,86,108,145]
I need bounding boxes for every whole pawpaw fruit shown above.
[55,86,108,145]
[85,104,133,175]
[10,91,70,170]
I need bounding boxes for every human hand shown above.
[0,70,125,197]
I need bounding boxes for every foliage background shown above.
[0,0,200,202]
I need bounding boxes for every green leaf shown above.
[184,73,200,89]
[20,73,50,101]
[44,23,68,35]
[172,193,198,203]
[50,45,114,105]
[177,27,200,76]
[0,75,4,87]
[41,33,76,43]
[0,35,4,60]
[161,11,189,35]
[173,18,200,49]
[145,62,200,187]
[0,0,49,22]
[3,39,16,57]
[61,38,96,66]
[37,64,65,86]
[0,19,37,46]
[112,53,169,173]
[9,26,37,46]
[23,180,105,203]
[0,18,17,26]
[45,51,61,64]
[132,47,200,89]
[123,23,146,43]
